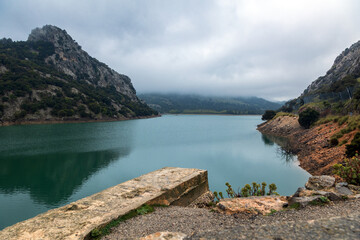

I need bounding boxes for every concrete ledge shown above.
[0,167,208,240]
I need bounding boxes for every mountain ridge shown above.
[280,39,360,113]
[0,25,157,125]
[139,93,281,115]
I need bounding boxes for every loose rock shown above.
[335,185,353,196]
[140,232,187,240]
[288,196,325,208]
[305,175,335,190]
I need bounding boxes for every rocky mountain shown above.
[0,25,157,125]
[304,40,360,98]
[281,40,360,113]
[139,93,281,115]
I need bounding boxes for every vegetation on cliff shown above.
[260,40,360,171]
[0,25,157,124]
[298,108,320,129]
[278,40,360,115]
[333,155,360,185]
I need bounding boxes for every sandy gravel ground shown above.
[104,198,360,239]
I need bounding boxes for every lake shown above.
[0,115,310,229]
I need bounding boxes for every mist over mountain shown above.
[139,93,281,115]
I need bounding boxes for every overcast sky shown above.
[1,0,360,101]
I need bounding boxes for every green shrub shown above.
[330,138,339,147]
[13,110,26,120]
[267,209,277,215]
[262,110,276,121]
[333,155,360,185]
[289,202,301,209]
[309,196,330,206]
[338,116,349,126]
[299,108,320,129]
[332,132,344,140]
[274,112,297,119]
[220,182,278,199]
[340,139,348,146]
[89,102,101,114]
[315,115,339,125]
[345,133,360,158]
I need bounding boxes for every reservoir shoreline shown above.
[0,114,160,127]
[257,115,349,176]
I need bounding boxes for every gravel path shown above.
[104,199,360,239]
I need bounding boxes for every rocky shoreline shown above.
[0,114,160,127]
[257,115,352,176]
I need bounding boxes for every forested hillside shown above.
[0,25,157,125]
[139,93,281,115]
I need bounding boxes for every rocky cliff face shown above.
[0,25,157,125]
[302,40,360,99]
[279,40,360,112]
[28,25,137,100]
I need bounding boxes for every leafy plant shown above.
[309,196,330,206]
[340,139,348,146]
[333,154,360,185]
[338,116,349,126]
[289,202,301,209]
[268,183,278,195]
[267,209,277,215]
[345,133,360,158]
[298,108,320,129]
[219,182,279,199]
[213,191,224,203]
[225,182,236,198]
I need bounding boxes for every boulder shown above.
[217,196,287,215]
[292,187,316,197]
[292,187,305,197]
[348,184,360,193]
[314,191,342,201]
[335,183,353,195]
[353,194,360,199]
[288,196,325,208]
[305,175,335,190]
[291,185,342,202]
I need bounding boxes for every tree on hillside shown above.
[298,108,319,129]
[261,110,276,121]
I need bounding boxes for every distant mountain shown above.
[280,40,360,113]
[0,25,157,125]
[139,93,282,115]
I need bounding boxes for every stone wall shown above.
[0,167,209,240]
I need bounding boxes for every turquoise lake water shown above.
[0,115,310,229]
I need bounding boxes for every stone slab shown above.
[0,167,208,240]
[217,196,287,215]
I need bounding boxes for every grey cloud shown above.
[1,0,360,101]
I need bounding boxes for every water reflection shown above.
[276,146,296,164]
[261,134,296,164]
[261,134,275,146]
[0,148,130,206]
[0,121,136,206]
